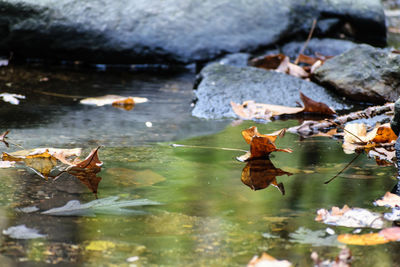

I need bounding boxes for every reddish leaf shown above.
[249,54,287,70]
[300,92,336,115]
[74,147,103,169]
[0,130,10,147]
[379,227,400,241]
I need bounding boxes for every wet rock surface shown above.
[0,0,386,64]
[312,44,400,103]
[192,63,348,119]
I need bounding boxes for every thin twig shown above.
[324,153,361,184]
[326,119,365,143]
[33,90,85,99]
[294,19,317,65]
[170,143,247,153]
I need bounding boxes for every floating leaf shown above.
[241,159,291,194]
[2,150,58,178]
[383,207,400,221]
[337,233,389,245]
[247,252,292,267]
[41,196,161,216]
[374,192,400,208]
[80,95,148,110]
[2,225,46,239]
[0,93,25,105]
[315,205,384,229]
[379,227,400,241]
[238,126,292,160]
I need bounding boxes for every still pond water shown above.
[0,65,399,266]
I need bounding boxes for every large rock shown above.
[192,63,348,119]
[0,0,386,63]
[313,44,400,103]
[281,38,358,61]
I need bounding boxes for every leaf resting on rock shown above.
[231,92,335,121]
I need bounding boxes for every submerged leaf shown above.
[85,240,116,251]
[241,159,292,194]
[2,225,46,239]
[41,196,161,216]
[337,233,389,245]
[289,227,340,247]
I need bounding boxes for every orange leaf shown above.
[74,147,103,169]
[337,233,389,245]
[371,125,397,143]
[112,97,135,111]
[300,92,336,115]
[247,252,292,267]
[240,126,292,160]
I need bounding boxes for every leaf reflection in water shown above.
[241,159,292,194]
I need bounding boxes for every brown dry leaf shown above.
[371,124,397,143]
[241,159,292,194]
[3,150,58,178]
[379,227,400,241]
[249,54,287,70]
[239,126,292,160]
[73,147,103,169]
[62,147,103,197]
[374,192,400,208]
[337,233,389,245]
[315,205,384,229]
[247,252,292,267]
[0,130,10,147]
[231,92,334,120]
[300,92,336,115]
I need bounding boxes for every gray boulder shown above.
[313,44,400,103]
[192,63,348,119]
[0,0,386,63]
[281,38,358,61]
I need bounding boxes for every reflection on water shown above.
[240,158,292,194]
[0,66,399,266]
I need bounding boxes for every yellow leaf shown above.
[337,233,389,245]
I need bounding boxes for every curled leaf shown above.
[239,126,292,160]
